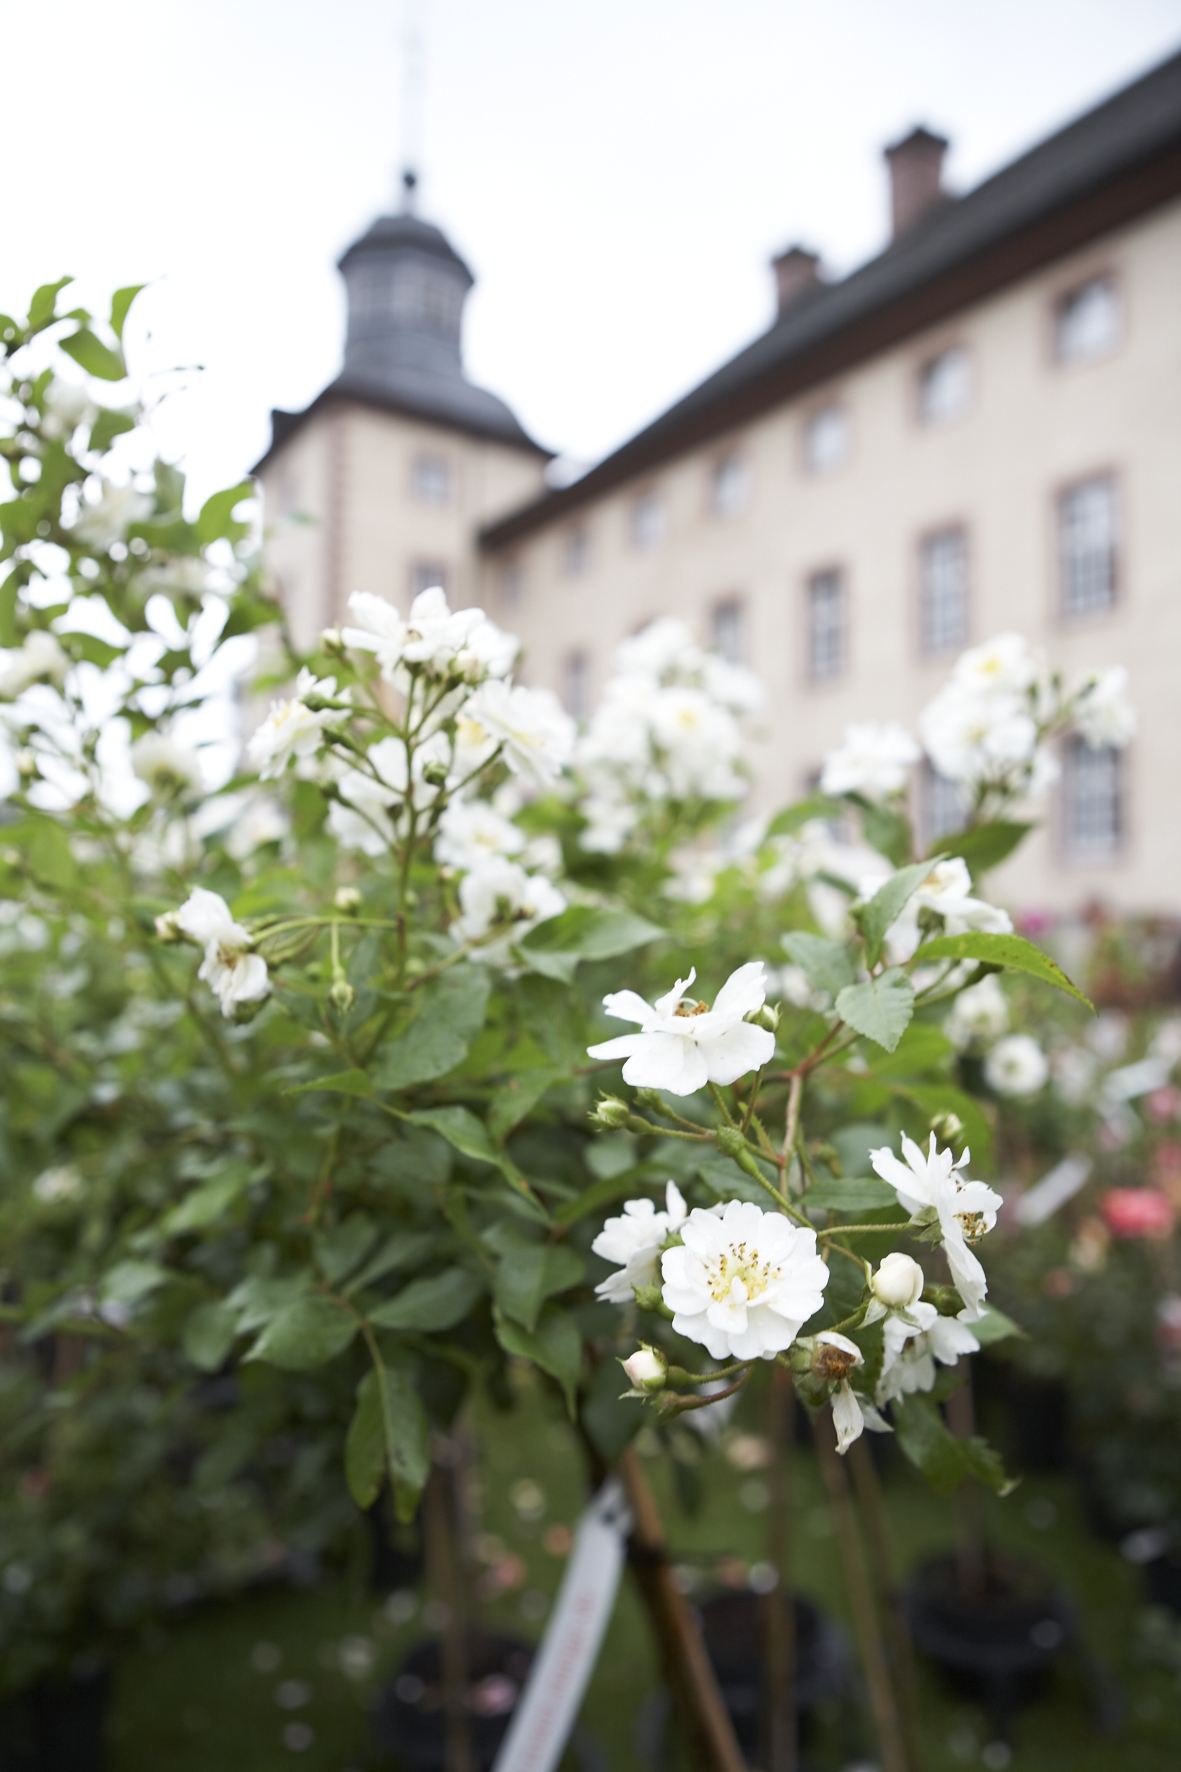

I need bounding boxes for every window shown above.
[919,759,968,848]
[712,598,746,665]
[564,527,589,577]
[500,563,524,607]
[918,346,972,424]
[711,453,750,516]
[807,569,846,681]
[1059,476,1117,617]
[564,651,591,720]
[1055,276,1120,363]
[1063,737,1122,857]
[412,456,451,504]
[631,490,666,549]
[804,404,849,474]
[410,561,448,598]
[919,527,969,654]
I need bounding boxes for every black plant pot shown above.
[0,1661,109,1772]
[637,1590,854,1770]
[974,1360,1071,1473]
[906,1555,1084,1743]
[373,1630,535,1772]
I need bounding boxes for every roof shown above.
[337,213,474,283]
[481,47,1181,551]
[256,375,550,471]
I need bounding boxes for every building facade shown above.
[258,56,1181,913]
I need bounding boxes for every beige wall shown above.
[259,404,547,653]
[480,199,1181,915]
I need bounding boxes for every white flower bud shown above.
[154,912,183,943]
[622,1346,667,1393]
[870,1251,925,1310]
[333,887,362,913]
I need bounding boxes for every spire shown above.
[401,167,418,213]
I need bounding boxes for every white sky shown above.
[6,0,1181,507]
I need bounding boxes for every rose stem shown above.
[812,1410,911,1772]
[618,1447,748,1772]
[848,1436,923,1769]
[945,1354,988,1598]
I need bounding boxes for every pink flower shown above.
[1099,1187,1175,1240]
[1145,1088,1180,1124]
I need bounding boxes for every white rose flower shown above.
[592,1182,689,1303]
[174,887,270,1020]
[71,481,154,549]
[0,631,70,697]
[434,799,524,872]
[870,1133,1002,1320]
[40,381,97,441]
[587,961,776,1096]
[1072,664,1136,749]
[463,679,575,787]
[33,1164,85,1203]
[454,856,566,963]
[808,1331,891,1453]
[913,858,1013,936]
[661,1201,829,1360]
[944,974,1009,1051]
[920,685,1038,788]
[130,733,204,801]
[138,557,213,599]
[615,617,703,681]
[984,1033,1049,1098]
[248,669,342,780]
[869,1251,925,1311]
[820,722,920,800]
[461,615,519,680]
[702,657,765,714]
[952,632,1041,697]
[877,1303,979,1405]
[342,586,488,683]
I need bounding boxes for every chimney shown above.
[771,246,821,316]
[884,127,949,238]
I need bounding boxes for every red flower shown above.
[1099,1187,1176,1240]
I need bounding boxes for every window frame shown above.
[709,450,752,518]
[1050,268,1123,368]
[803,564,848,686]
[563,648,591,721]
[1059,734,1127,863]
[1054,468,1121,623]
[410,453,453,506]
[711,595,747,666]
[801,400,851,477]
[915,341,974,427]
[916,521,971,657]
[409,560,450,600]
[630,486,667,551]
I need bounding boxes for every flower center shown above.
[705,1242,774,1305]
[957,1210,987,1245]
[674,999,709,1017]
[216,941,247,970]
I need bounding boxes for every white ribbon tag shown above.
[492,1477,631,1772]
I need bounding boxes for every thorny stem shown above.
[659,1365,754,1414]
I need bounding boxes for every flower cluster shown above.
[574,617,762,854]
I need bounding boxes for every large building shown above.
[257,54,1181,913]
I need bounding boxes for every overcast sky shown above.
[7,0,1180,506]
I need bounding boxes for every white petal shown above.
[832,1382,865,1454]
[600,989,657,1027]
[654,969,697,1017]
[175,888,235,944]
[710,961,768,1023]
[586,1033,647,1062]
[699,1021,775,1085]
[621,1033,709,1096]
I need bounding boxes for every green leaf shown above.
[28,278,73,334]
[971,1303,1025,1347]
[495,1304,582,1416]
[314,1213,378,1284]
[782,932,855,998]
[408,1105,498,1168]
[0,575,17,648]
[553,1171,661,1228]
[934,821,1033,876]
[766,793,843,840]
[867,1021,952,1079]
[182,1299,239,1372]
[346,1362,430,1518]
[487,1231,584,1331]
[373,967,490,1090]
[101,1260,167,1306]
[109,285,146,341]
[892,1394,968,1495]
[857,858,938,968]
[163,1159,259,1233]
[23,816,80,890]
[488,1069,565,1141]
[835,969,915,1053]
[519,905,666,983]
[367,1268,484,1333]
[851,796,913,869]
[915,932,1092,1008]
[245,1295,357,1369]
[88,406,136,454]
[194,479,255,547]
[285,1067,374,1098]
[345,1231,437,1296]
[961,1434,1019,1496]
[802,1177,899,1214]
[59,327,126,382]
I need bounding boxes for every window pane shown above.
[500,563,524,607]
[804,405,849,474]
[1064,736,1121,857]
[712,598,745,664]
[1060,477,1116,616]
[920,527,969,653]
[712,454,750,516]
[919,346,972,423]
[564,527,589,576]
[411,562,448,598]
[564,651,590,720]
[808,570,845,681]
[632,492,666,549]
[920,759,968,847]
[412,456,451,504]
[1056,277,1120,363]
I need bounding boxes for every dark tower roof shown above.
[255,199,546,469]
